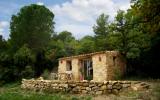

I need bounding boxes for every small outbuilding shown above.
[58,51,126,82]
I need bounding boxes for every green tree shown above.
[14,44,34,79]
[130,0,160,77]
[10,4,54,52]
[0,35,7,53]
[57,31,74,42]
[108,10,150,59]
[93,13,110,51]
[93,13,109,36]
[77,36,95,54]
[45,31,78,72]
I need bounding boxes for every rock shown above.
[82,90,87,94]
[61,84,68,88]
[104,81,109,85]
[52,83,58,87]
[92,86,99,91]
[82,80,88,82]
[89,84,95,87]
[98,83,103,87]
[69,84,76,87]
[37,77,44,80]
[81,86,86,90]
[72,87,78,92]
[131,82,150,91]
[21,79,151,95]
[131,86,138,91]
[83,83,89,87]
[112,83,122,90]
[107,84,112,90]
[86,87,91,91]
[96,91,103,95]
[89,91,95,95]
[112,89,119,95]
[100,85,107,90]
[123,83,130,88]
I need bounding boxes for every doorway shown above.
[82,59,93,80]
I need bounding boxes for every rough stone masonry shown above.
[21,79,150,95]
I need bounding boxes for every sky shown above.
[0,0,131,40]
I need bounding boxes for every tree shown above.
[0,35,7,53]
[77,36,95,54]
[57,31,74,42]
[14,44,34,79]
[10,4,54,52]
[93,13,110,51]
[93,13,109,36]
[108,10,150,59]
[130,0,160,77]
[45,31,78,71]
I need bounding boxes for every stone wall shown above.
[92,53,107,81]
[21,79,150,95]
[58,51,126,81]
[72,58,80,81]
[106,51,126,80]
[58,60,66,73]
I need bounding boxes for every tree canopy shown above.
[10,4,54,52]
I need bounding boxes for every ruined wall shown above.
[58,60,66,73]
[58,51,126,81]
[92,54,107,81]
[106,51,126,80]
[72,58,80,81]
[21,79,150,95]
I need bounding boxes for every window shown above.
[113,56,116,66]
[66,60,72,71]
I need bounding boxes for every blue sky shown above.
[0,0,131,40]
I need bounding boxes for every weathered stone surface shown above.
[123,84,130,88]
[100,85,107,90]
[83,83,89,87]
[96,91,103,95]
[86,87,91,91]
[92,86,99,91]
[58,51,126,81]
[21,79,150,95]
[107,84,112,90]
[89,84,95,87]
[82,90,87,94]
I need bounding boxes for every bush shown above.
[41,70,50,79]
[114,67,122,80]
[21,65,34,79]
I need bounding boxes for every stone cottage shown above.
[58,51,126,82]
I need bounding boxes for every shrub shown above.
[114,67,122,80]
[41,70,50,79]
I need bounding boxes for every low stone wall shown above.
[21,79,150,95]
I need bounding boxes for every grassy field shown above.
[0,80,160,100]
[0,83,92,100]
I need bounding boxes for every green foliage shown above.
[93,13,111,51]
[93,13,109,36]
[14,44,35,66]
[14,44,34,79]
[77,36,95,54]
[114,67,122,80]
[0,35,8,53]
[10,4,54,52]
[108,10,150,59]
[21,65,34,79]
[41,69,50,79]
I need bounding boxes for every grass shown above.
[0,83,92,100]
[0,80,160,100]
